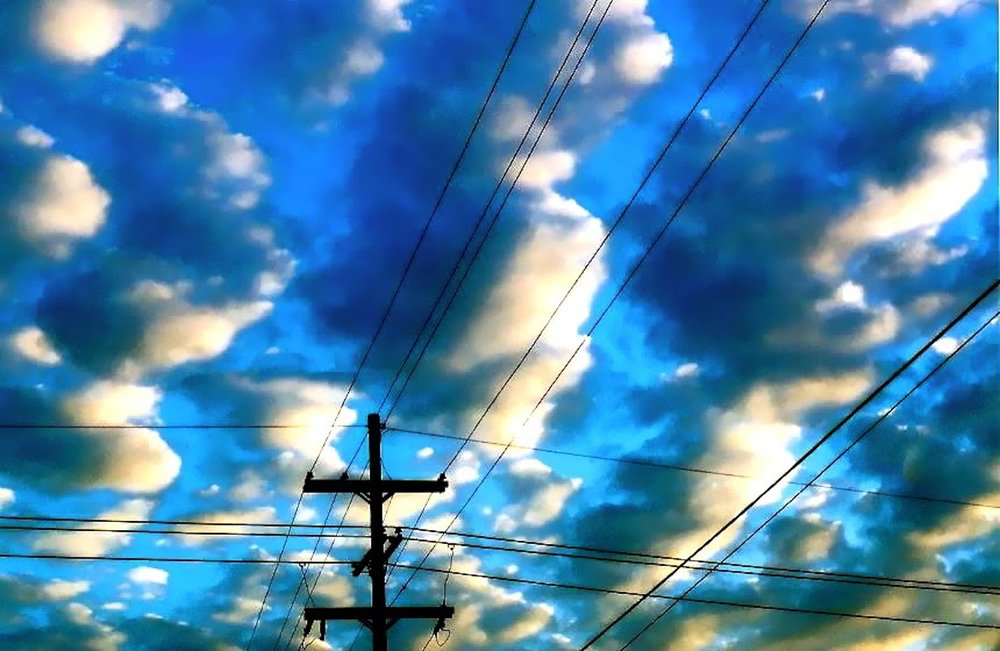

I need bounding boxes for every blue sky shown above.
[0,0,997,649]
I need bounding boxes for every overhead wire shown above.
[277,3,545,644]
[2,517,994,596]
[376,0,600,421]
[381,0,614,621]
[385,426,998,510]
[249,0,542,644]
[0,551,992,631]
[394,0,782,617]
[619,305,1000,649]
[578,277,998,647]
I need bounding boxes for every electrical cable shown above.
[619,306,1000,648]
[579,277,997,647]
[386,427,997,510]
[0,551,991,631]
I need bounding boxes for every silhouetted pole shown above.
[302,413,453,649]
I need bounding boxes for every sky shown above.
[0,0,997,649]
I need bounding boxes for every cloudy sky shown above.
[0,0,997,649]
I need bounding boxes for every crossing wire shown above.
[0,552,993,632]
[579,279,999,646]
[619,305,1000,649]
[379,0,608,422]
[246,0,540,645]
[395,0,781,618]
[3,518,994,596]
[0,516,1000,593]
[379,0,614,622]
[386,426,998,510]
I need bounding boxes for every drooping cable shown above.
[619,306,1000,648]
[579,278,997,647]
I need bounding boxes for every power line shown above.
[620,306,1000,648]
[403,565,998,631]
[0,551,991,631]
[378,0,603,422]
[3,521,991,596]
[394,0,783,618]
[580,277,999,647]
[386,427,998,510]
[5,513,995,596]
[383,0,615,624]
[380,0,609,422]
[0,424,367,430]
[249,0,542,643]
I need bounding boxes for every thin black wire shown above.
[401,565,997,631]
[580,278,998,648]
[380,0,606,422]
[14,547,992,632]
[278,461,369,651]
[4,520,992,595]
[5,415,991,510]
[385,0,775,424]
[0,552,991,630]
[250,0,540,641]
[385,0,612,615]
[386,427,997,510]
[0,514,369,529]
[0,424,368,430]
[249,426,366,650]
[280,2,540,644]
[621,307,1000,649]
[398,0,783,613]
[375,0,542,417]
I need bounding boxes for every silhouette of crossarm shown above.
[303,475,447,495]
[304,605,454,637]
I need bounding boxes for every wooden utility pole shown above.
[302,413,453,650]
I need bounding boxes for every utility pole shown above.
[302,413,453,650]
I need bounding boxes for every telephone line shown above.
[620,305,1000,648]
[2,522,991,596]
[0,552,990,631]
[580,279,998,647]
[248,0,541,641]
[386,427,997,510]
[4,511,993,594]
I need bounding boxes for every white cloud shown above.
[497,603,555,643]
[365,0,412,32]
[885,45,933,81]
[63,380,160,424]
[614,32,674,85]
[515,150,577,190]
[804,0,973,27]
[174,507,278,546]
[125,300,272,374]
[204,132,270,210]
[811,88,827,102]
[102,602,126,611]
[16,125,55,148]
[816,280,867,312]
[34,499,155,555]
[127,566,168,586]
[0,487,13,510]
[150,82,188,113]
[811,119,987,275]
[42,579,90,600]
[8,326,62,365]
[446,190,606,452]
[417,446,434,459]
[675,362,700,379]
[11,154,110,259]
[34,0,169,63]
[931,336,959,355]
